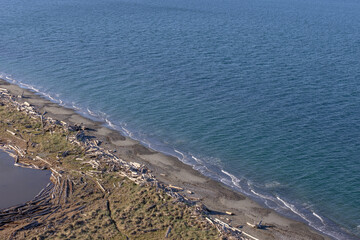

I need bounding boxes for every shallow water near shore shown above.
[0,150,51,209]
[0,0,360,238]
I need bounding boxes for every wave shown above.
[1,73,63,105]
[0,71,355,240]
[276,196,311,223]
[71,102,81,111]
[174,149,185,160]
[86,108,97,117]
[191,155,201,163]
[221,169,243,189]
[313,211,325,224]
[105,118,117,130]
[264,181,281,188]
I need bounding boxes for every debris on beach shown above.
[0,87,252,239]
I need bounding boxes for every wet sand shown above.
[0,150,51,210]
[0,78,329,240]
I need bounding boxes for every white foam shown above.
[0,73,66,106]
[87,108,97,117]
[105,118,116,130]
[0,71,350,240]
[120,125,132,137]
[276,196,310,223]
[174,149,185,160]
[44,93,56,101]
[312,211,325,224]
[71,102,81,111]
[189,155,214,174]
[265,181,281,188]
[250,189,273,201]
[191,155,201,162]
[141,137,152,148]
[221,169,242,188]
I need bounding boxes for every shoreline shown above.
[0,80,222,239]
[0,78,330,239]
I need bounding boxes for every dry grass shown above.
[0,104,220,240]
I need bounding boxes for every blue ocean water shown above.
[0,0,359,238]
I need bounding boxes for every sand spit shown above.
[0,79,328,240]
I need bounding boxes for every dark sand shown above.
[0,78,329,240]
[0,150,51,210]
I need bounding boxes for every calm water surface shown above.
[0,0,359,238]
[0,150,51,209]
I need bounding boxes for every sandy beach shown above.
[0,78,329,240]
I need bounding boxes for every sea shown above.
[0,0,359,238]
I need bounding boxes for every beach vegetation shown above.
[0,101,219,239]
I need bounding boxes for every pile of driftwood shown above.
[0,87,254,239]
[0,183,55,228]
